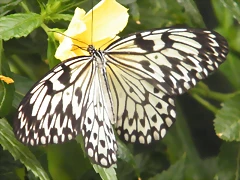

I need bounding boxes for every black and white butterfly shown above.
[14,27,228,167]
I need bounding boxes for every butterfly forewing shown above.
[15,57,93,145]
[105,28,228,95]
[104,28,228,143]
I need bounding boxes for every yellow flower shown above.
[0,75,14,84]
[55,0,129,61]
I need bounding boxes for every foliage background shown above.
[0,0,240,179]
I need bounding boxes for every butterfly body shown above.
[14,27,228,167]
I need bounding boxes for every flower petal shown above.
[55,0,129,60]
[65,8,87,37]
[83,0,129,43]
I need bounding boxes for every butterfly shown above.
[14,27,228,167]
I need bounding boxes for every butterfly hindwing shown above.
[81,60,117,167]
[106,63,176,143]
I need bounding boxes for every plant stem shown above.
[20,2,30,13]
[190,82,239,102]
[190,93,218,113]
[11,55,37,81]
[41,23,51,35]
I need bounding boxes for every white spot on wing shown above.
[161,128,167,138]
[100,158,108,167]
[41,136,46,144]
[165,117,173,127]
[139,136,145,143]
[53,135,58,143]
[153,131,160,140]
[170,109,176,118]
[88,148,94,157]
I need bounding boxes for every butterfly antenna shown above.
[99,35,118,49]
[72,44,88,52]
[52,31,89,53]
[91,0,94,45]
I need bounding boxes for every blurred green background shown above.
[1,0,240,179]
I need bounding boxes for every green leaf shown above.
[0,39,14,117]
[44,0,86,19]
[47,142,91,180]
[220,53,240,90]
[93,165,117,180]
[212,0,234,29]
[214,142,240,180]
[119,0,137,5]
[214,94,240,141]
[176,0,205,27]
[0,13,42,40]
[49,14,73,21]
[117,138,139,176]
[149,154,186,180]
[0,118,50,180]
[44,1,62,18]
[128,2,140,22]
[219,0,240,24]
[0,0,22,16]
[0,147,20,179]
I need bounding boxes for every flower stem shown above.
[20,2,30,13]
[190,82,239,102]
[190,93,218,113]
[41,23,51,35]
[11,55,37,80]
